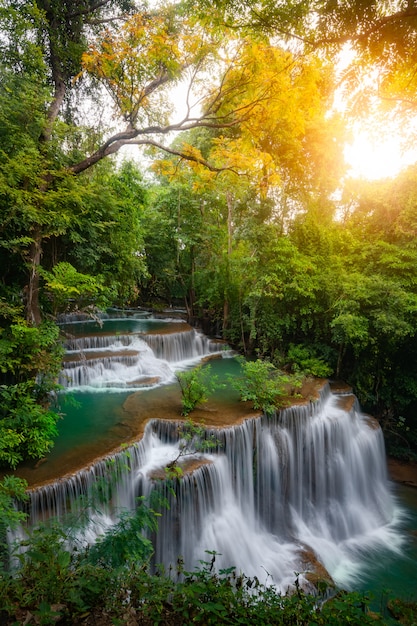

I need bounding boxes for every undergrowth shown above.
[1,520,415,625]
[1,480,416,625]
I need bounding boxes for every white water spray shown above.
[21,317,404,592]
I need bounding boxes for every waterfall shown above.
[59,325,224,390]
[141,330,219,362]
[21,383,401,592]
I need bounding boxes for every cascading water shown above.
[59,317,222,390]
[22,311,404,594]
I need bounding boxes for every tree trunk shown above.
[223,191,234,333]
[25,226,43,325]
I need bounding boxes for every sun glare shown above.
[344,128,417,180]
[334,45,417,181]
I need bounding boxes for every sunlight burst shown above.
[343,123,417,181]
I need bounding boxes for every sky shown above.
[344,126,417,180]
[334,45,417,180]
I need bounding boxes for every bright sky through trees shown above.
[333,43,417,180]
[344,125,417,180]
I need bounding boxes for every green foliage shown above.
[0,476,28,570]
[0,518,395,625]
[176,364,219,416]
[230,357,301,415]
[0,471,410,624]
[0,494,163,622]
[0,383,61,467]
[0,305,64,468]
[40,262,113,315]
[380,414,417,462]
[0,0,417,477]
[286,344,333,378]
[60,161,149,306]
[2,519,113,622]
[178,419,219,456]
[141,179,212,306]
[165,418,220,478]
[387,598,417,625]
[86,496,161,569]
[12,522,76,606]
[122,562,393,625]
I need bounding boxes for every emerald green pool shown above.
[356,485,417,614]
[35,316,417,606]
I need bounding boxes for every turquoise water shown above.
[59,317,185,336]
[356,484,417,613]
[51,356,242,460]
[55,356,242,430]
[54,388,417,606]
[52,391,132,460]
[52,318,417,606]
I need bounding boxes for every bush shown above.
[0,515,404,625]
[40,262,113,316]
[176,364,218,416]
[0,306,64,468]
[230,358,301,415]
[286,344,333,378]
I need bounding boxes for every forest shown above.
[1,0,417,623]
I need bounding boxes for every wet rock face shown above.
[387,458,417,487]
[299,545,334,590]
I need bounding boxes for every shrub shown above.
[176,364,218,416]
[0,516,401,625]
[230,357,301,415]
[286,344,333,378]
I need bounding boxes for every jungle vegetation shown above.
[1,0,417,466]
[1,1,417,622]
[0,487,415,625]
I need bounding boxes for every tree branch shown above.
[67,1,112,20]
[68,115,244,175]
[247,4,417,51]
[126,139,240,174]
[314,7,417,47]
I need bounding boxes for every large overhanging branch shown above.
[69,122,236,175]
[69,101,259,175]
[125,139,240,174]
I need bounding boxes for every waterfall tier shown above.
[59,322,224,390]
[25,382,400,592]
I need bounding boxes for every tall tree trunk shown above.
[26,226,43,325]
[189,246,196,319]
[223,191,233,333]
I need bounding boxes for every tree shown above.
[39,262,112,316]
[141,177,212,312]
[229,357,301,415]
[1,0,290,325]
[195,0,417,107]
[51,160,149,307]
[176,365,218,416]
[3,0,319,466]
[150,42,345,339]
[165,417,220,478]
